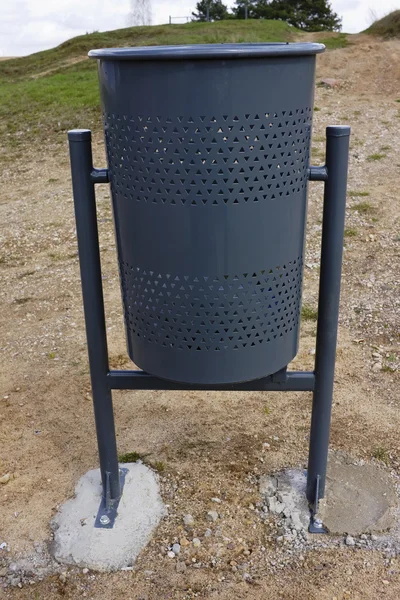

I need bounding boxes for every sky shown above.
[0,0,399,57]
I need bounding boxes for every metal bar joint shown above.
[308,165,328,181]
[91,168,109,184]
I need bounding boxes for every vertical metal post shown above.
[68,129,121,504]
[306,126,350,504]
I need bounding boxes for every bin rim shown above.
[88,42,325,61]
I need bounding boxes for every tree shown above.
[192,0,229,21]
[233,0,342,32]
[127,0,152,26]
[269,0,341,31]
[232,0,258,19]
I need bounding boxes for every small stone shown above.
[259,475,277,496]
[204,529,212,537]
[0,567,7,577]
[8,563,18,572]
[192,538,201,548]
[345,535,355,546]
[176,561,186,573]
[371,534,378,541]
[183,514,194,527]
[0,474,10,485]
[172,543,180,555]
[167,551,176,559]
[82,568,89,574]
[382,580,390,585]
[266,497,286,515]
[180,537,190,547]
[360,534,368,540]
[372,362,382,371]
[59,573,67,583]
[319,77,343,88]
[0,543,7,550]
[206,510,219,522]
[211,497,221,503]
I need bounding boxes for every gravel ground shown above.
[0,35,399,599]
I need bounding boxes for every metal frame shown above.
[68,125,350,529]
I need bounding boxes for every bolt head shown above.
[313,518,323,528]
[100,515,110,525]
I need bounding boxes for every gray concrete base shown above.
[260,453,398,536]
[319,453,397,535]
[50,463,166,572]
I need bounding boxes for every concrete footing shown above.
[260,452,397,536]
[50,463,166,572]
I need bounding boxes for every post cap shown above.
[68,129,92,142]
[326,126,351,138]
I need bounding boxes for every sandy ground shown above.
[0,35,399,598]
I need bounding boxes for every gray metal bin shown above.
[89,43,325,385]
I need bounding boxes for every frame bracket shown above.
[308,474,328,534]
[95,468,128,529]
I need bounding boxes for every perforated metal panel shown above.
[104,109,311,206]
[95,44,320,384]
[120,259,302,351]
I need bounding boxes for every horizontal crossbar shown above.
[107,370,315,392]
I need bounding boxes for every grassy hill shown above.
[0,20,345,157]
[366,10,400,38]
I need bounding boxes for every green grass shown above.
[367,153,386,161]
[350,201,374,214]
[348,191,369,197]
[119,451,165,473]
[372,447,390,464]
[0,20,298,80]
[366,10,400,38]
[318,33,348,49]
[344,227,357,238]
[153,461,166,473]
[119,451,149,463]
[301,305,318,322]
[0,20,347,156]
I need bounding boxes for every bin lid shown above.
[89,42,325,61]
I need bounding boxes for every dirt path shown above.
[0,36,399,598]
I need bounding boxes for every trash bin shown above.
[89,43,325,385]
